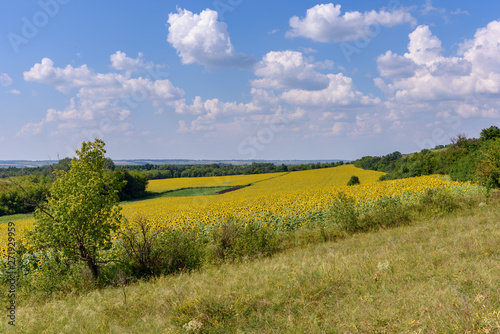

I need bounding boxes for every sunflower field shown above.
[0,164,480,260]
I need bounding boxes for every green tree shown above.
[32,139,124,280]
[480,125,500,141]
[477,138,500,191]
[347,175,360,186]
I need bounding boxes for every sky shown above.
[1,0,499,161]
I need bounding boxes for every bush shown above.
[329,193,360,232]
[360,197,412,230]
[476,138,500,192]
[419,187,460,214]
[347,175,360,186]
[206,219,279,262]
[117,216,203,278]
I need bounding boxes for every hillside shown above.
[2,193,499,333]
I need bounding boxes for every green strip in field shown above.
[159,185,247,198]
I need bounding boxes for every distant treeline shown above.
[116,161,346,179]
[0,160,346,216]
[353,125,500,185]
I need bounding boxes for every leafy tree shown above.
[476,138,500,191]
[347,175,360,186]
[114,170,149,201]
[480,125,500,141]
[32,139,124,280]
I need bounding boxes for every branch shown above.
[4,176,59,222]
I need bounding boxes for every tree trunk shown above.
[87,257,99,281]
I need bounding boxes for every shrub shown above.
[329,193,360,232]
[347,175,360,186]
[117,216,203,278]
[360,197,412,230]
[476,138,500,192]
[206,219,279,262]
[419,187,460,214]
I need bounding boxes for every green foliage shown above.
[206,219,279,262]
[0,175,50,216]
[329,193,360,232]
[117,216,203,278]
[354,125,500,183]
[360,197,412,230]
[114,170,149,201]
[31,139,124,280]
[476,138,500,191]
[418,187,460,214]
[480,125,500,141]
[347,175,360,186]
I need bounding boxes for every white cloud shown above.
[421,0,445,15]
[0,73,13,87]
[377,51,418,79]
[286,3,415,43]
[110,51,152,72]
[252,51,329,91]
[375,21,500,106]
[330,122,344,136]
[9,89,21,95]
[281,73,380,108]
[173,95,261,132]
[167,8,255,69]
[16,121,44,137]
[404,25,442,65]
[353,113,382,135]
[20,56,185,136]
[24,58,115,93]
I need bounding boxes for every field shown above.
[0,165,479,259]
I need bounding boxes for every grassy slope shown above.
[4,197,500,333]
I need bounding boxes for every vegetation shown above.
[117,161,344,179]
[0,187,495,332]
[347,175,360,186]
[0,175,50,216]
[31,139,124,280]
[354,126,500,186]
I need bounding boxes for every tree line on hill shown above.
[353,125,500,187]
[116,161,345,179]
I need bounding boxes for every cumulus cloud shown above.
[252,51,329,91]
[404,25,442,65]
[375,21,500,105]
[24,58,114,93]
[281,73,380,108]
[110,51,152,72]
[0,73,13,86]
[167,8,255,69]
[173,95,262,133]
[20,56,185,136]
[16,121,44,137]
[377,51,419,79]
[286,3,415,42]
[9,89,21,95]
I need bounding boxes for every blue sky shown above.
[1,0,499,161]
